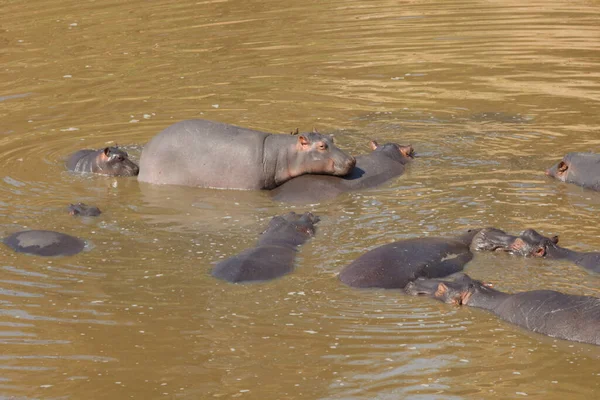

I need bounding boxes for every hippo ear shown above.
[103,147,110,156]
[312,127,319,134]
[369,140,379,150]
[399,145,414,158]
[557,161,568,173]
[534,246,546,257]
[290,128,299,135]
[298,135,310,147]
[435,283,448,298]
[551,235,559,244]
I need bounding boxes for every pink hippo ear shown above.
[298,135,310,148]
[435,283,448,298]
[369,140,379,150]
[399,145,414,158]
[551,235,559,244]
[102,147,111,159]
[312,127,319,133]
[557,161,568,173]
[534,246,546,257]
[290,128,299,135]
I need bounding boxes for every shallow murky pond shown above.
[2,0,600,398]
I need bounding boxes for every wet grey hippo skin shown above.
[338,229,480,289]
[66,147,139,176]
[3,230,85,256]
[138,119,356,190]
[546,152,600,191]
[271,140,414,204]
[405,273,600,346]
[68,203,102,217]
[212,212,320,283]
[471,227,600,273]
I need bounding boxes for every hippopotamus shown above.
[470,227,600,273]
[546,152,600,191]
[405,273,600,346]
[66,147,139,176]
[338,229,480,289]
[68,203,102,217]
[3,230,86,256]
[271,140,414,203]
[212,212,320,283]
[138,119,356,190]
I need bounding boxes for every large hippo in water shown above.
[3,230,86,256]
[545,152,600,191]
[66,147,139,176]
[138,120,356,190]
[212,212,319,283]
[271,140,414,203]
[338,229,480,289]
[470,227,600,273]
[405,273,600,346]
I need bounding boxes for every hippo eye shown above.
[557,161,568,174]
[318,143,328,151]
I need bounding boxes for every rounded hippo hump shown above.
[3,230,86,256]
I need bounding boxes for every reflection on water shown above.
[2,0,600,398]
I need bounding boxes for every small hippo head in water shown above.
[68,203,102,217]
[98,147,140,176]
[405,274,493,306]
[369,140,414,163]
[545,152,600,191]
[258,211,320,247]
[290,130,356,177]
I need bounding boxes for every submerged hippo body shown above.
[66,147,139,176]
[138,120,356,190]
[471,227,600,273]
[3,230,85,256]
[338,229,480,289]
[405,274,600,346]
[212,212,320,283]
[546,152,600,191]
[271,141,414,203]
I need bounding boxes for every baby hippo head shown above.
[369,140,414,163]
[291,130,356,177]
[98,147,140,176]
[259,212,320,247]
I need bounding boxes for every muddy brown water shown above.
[2,0,600,398]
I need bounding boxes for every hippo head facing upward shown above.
[545,152,600,191]
[369,140,414,164]
[98,147,140,176]
[289,130,356,178]
[469,227,558,257]
[258,212,320,248]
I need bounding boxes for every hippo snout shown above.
[334,155,356,176]
[544,169,551,176]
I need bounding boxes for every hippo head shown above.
[545,152,600,189]
[99,147,140,176]
[515,229,560,257]
[258,212,320,247]
[469,227,558,257]
[68,203,102,217]
[405,274,494,307]
[369,140,414,164]
[470,227,519,252]
[291,131,356,177]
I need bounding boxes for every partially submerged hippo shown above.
[66,147,139,176]
[470,227,600,273]
[271,140,414,203]
[546,152,600,191]
[212,212,320,283]
[3,230,85,256]
[405,273,600,346]
[68,203,102,217]
[338,229,480,289]
[138,119,356,190]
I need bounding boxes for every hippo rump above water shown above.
[271,140,414,204]
[212,212,320,283]
[546,152,600,191]
[405,273,600,346]
[66,147,139,176]
[3,230,86,256]
[338,229,481,289]
[138,119,356,190]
